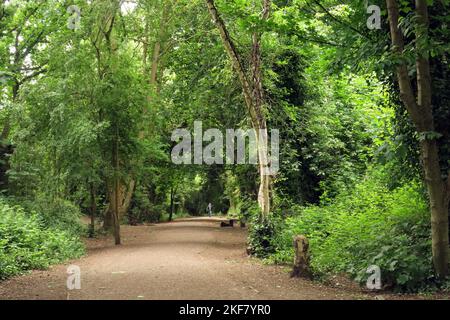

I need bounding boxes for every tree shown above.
[385,0,449,277]
[205,0,272,217]
[0,1,57,140]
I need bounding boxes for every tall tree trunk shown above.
[96,0,123,242]
[251,0,271,217]
[89,183,96,238]
[92,0,136,230]
[112,127,121,245]
[257,134,271,216]
[420,138,449,275]
[169,186,174,222]
[386,0,449,277]
[1,82,19,141]
[205,0,272,217]
[150,40,161,90]
[114,2,171,224]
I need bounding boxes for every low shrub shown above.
[247,214,281,258]
[17,195,84,235]
[0,200,84,280]
[128,187,165,224]
[269,167,434,292]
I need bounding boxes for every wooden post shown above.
[291,235,311,278]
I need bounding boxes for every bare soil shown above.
[0,218,447,300]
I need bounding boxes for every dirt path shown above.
[0,219,440,300]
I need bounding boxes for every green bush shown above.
[0,201,85,280]
[128,187,164,224]
[270,166,434,292]
[239,198,259,221]
[129,204,163,224]
[247,214,281,258]
[17,195,84,235]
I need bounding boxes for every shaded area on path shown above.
[0,218,441,300]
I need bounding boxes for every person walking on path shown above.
[207,203,212,217]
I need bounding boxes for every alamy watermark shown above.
[171,121,279,176]
[66,265,81,290]
[367,4,381,30]
[366,265,382,290]
[67,5,81,30]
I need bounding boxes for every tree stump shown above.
[291,235,312,279]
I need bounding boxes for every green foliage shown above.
[247,214,280,258]
[268,44,391,206]
[0,200,84,280]
[1,0,448,294]
[270,166,433,292]
[128,186,164,224]
[17,196,85,235]
[238,197,259,221]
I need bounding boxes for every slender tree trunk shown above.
[93,0,135,230]
[386,0,449,277]
[147,1,170,104]
[107,3,122,243]
[205,0,272,217]
[169,186,174,222]
[112,127,121,245]
[89,183,96,238]
[251,1,271,217]
[117,2,171,223]
[420,138,449,275]
[150,41,161,89]
[205,0,258,126]
[1,82,19,141]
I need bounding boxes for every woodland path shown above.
[0,219,441,300]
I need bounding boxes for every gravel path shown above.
[0,219,442,300]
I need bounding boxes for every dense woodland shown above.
[0,0,450,293]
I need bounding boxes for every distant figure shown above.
[207,203,212,217]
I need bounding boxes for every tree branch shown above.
[311,0,371,40]
[415,0,433,130]
[20,30,45,59]
[205,0,259,128]
[385,0,423,128]
[18,67,46,85]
